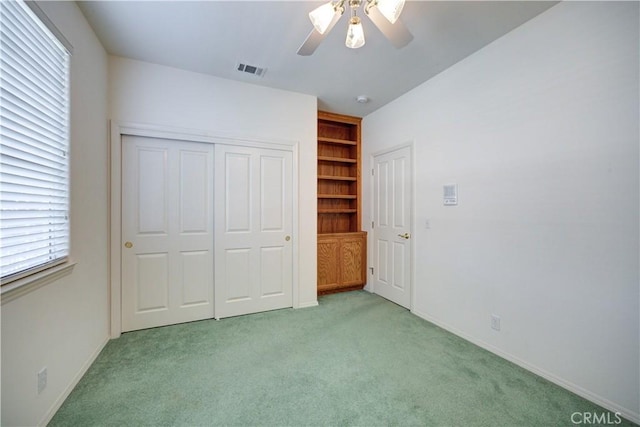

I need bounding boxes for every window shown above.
[1,0,72,285]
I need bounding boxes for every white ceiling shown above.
[77,1,557,117]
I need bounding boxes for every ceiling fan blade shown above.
[297,11,343,56]
[366,6,413,49]
[297,29,324,56]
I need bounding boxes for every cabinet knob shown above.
[124,241,133,248]
[397,233,410,240]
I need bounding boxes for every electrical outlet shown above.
[37,367,47,394]
[491,314,501,331]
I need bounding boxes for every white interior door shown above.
[215,144,293,318]
[373,145,412,308]
[121,135,214,332]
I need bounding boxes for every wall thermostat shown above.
[443,184,457,205]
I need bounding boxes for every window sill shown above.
[1,261,76,305]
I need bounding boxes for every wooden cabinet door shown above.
[318,237,341,289]
[317,232,367,293]
[341,235,365,286]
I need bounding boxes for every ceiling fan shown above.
[297,0,413,56]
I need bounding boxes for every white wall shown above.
[109,57,318,309]
[1,2,110,426]
[363,1,639,421]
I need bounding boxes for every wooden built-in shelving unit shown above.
[317,111,366,295]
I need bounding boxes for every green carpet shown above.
[50,291,635,426]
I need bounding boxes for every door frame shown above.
[369,141,416,311]
[109,121,300,338]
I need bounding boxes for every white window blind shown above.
[0,0,71,284]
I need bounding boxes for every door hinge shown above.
[371,221,374,228]
[371,169,374,176]
[370,267,374,275]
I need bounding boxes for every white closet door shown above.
[215,144,293,318]
[373,145,412,308]
[121,136,214,332]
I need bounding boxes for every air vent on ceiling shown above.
[236,62,266,78]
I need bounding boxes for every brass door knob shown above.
[397,233,410,240]
[124,241,133,248]
[285,236,291,241]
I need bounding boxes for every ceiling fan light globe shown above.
[345,16,365,49]
[309,2,337,34]
[376,0,405,24]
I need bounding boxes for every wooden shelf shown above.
[318,175,357,181]
[318,156,357,163]
[318,136,357,146]
[318,209,358,214]
[317,111,361,234]
[318,194,357,199]
[317,110,366,295]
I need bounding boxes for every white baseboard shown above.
[39,335,110,427]
[412,309,640,425]
[297,300,319,309]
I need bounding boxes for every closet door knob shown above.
[397,233,410,240]
[285,236,291,241]
[124,241,133,248]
